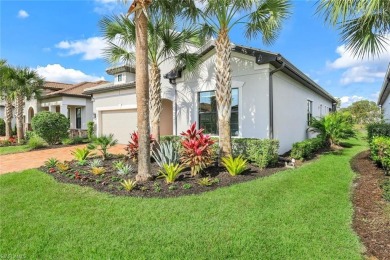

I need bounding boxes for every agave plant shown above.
[151,141,180,168]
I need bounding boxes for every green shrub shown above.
[367,123,390,142]
[160,135,181,144]
[247,139,279,169]
[291,137,325,160]
[0,118,5,136]
[27,135,47,149]
[370,136,390,175]
[25,131,35,141]
[221,155,248,176]
[32,111,69,145]
[87,121,94,141]
[381,179,390,202]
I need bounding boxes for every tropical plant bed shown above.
[39,155,287,198]
[350,150,390,260]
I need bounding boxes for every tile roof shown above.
[44,81,73,90]
[43,80,109,98]
[83,81,135,94]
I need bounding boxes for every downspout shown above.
[269,60,285,139]
[169,78,178,136]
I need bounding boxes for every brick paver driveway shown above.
[0,144,127,174]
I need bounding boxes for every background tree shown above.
[13,67,44,143]
[196,0,291,158]
[100,12,202,143]
[340,100,381,125]
[0,61,16,138]
[316,0,390,58]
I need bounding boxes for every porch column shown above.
[59,104,68,117]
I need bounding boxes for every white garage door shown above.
[101,109,137,144]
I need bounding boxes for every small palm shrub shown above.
[370,136,390,175]
[152,141,180,168]
[180,122,215,176]
[121,179,137,191]
[44,158,59,168]
[89,159,103,168]
[88,134,118,160]
[31,111,69,144]
[221,155,248,176]
[71,147,93,165]
[309,111,355,147]
[91,167,105,175]
[158,163,184,184]
[125,131,154,162]
[27,135,47,149]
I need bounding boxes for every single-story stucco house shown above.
[378,63,390,122]
[84,41,337,154]
[1,80,107,137]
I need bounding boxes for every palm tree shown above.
[197,0,291,157]
[316,0,390,58]
[13,67,44,143]
[100,13,202,144]
[0,61,16,138]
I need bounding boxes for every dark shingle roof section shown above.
[106,65,135,75]
[83,82,136,94]
[378,63,390,106]
[43,80,109,98]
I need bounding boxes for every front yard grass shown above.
[0,145,31,155]
[0,138,367,259]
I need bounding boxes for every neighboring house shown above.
[378,63,390,122]
[85,42,337,154]
[0,80,107,137]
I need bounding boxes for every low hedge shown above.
[370,136,390,175]
[291,137,325,160]
[367,123,390,142]
[160,136,279,169]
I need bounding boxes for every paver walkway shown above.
[0,144,127,174]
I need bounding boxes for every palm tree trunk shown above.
[150,63,161,143]
[215,27,232,159]
[4,99,13,138]
[15,95,24,143]
[135,9,152,182]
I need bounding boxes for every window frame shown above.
[117,74,123,82]
[307,100,313,126]
[197,88,240,136]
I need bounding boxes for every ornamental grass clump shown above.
[125,131,154,162]
[180,122,215,176]
[221,155,248,176]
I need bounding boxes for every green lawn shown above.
[0,145,31,155]
[0,138,367,259]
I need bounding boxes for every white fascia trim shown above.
[96,104,137,111]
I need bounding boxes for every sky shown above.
[1,0,389,108]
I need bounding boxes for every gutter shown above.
[269,59,285,139]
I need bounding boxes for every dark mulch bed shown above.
[350,151,390,260]
[39,155,287,198]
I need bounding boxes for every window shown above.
[198,89,239,136]
[67,108,70,119]
[319,104,323,117]
[117,74,122,82]
[307,100,313,126]
[76,108,81,129]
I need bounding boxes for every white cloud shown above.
[327,35,390,85]
[338,95,365,108]
[55,37,106,60]
[17,10,29,19]
[36,64,105,83]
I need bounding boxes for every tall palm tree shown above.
[100,14,202,143]
[0,60,16,138]
[13,67,44,143]
[197,0,291,157]
[316,0,390,58]
[124,0,153,181]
